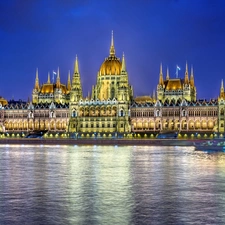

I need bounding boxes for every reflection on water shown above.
[0,145,225,224]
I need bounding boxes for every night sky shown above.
[0,0,225,101]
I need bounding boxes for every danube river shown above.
[1,145,225,225]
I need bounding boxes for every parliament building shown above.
[0,32,224,138]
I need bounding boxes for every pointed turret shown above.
[74,55,79,74]
[110,30,115,56]
[184,61,189,84]
[71,55,83,101]
[159,63,164,86]
[67,70,71,91]
[190,66,195,87]
[166,67,169,80]
[47,72,51,84]
[220,79,224,98]
[56,67,60,88]
[121,52,126,72]
[34,68,40,90]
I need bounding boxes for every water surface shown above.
[0,145,225,225]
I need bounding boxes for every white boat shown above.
[194,140,225,152]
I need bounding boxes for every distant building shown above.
[32,68,71,104]
[69,31,133,134]
[157,63,196,102]
[130,98,218,133]
[1,101,69,132]
[0,32,224,136]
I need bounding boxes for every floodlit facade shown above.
[32,68,71,104]
[130,98,218,134]
[1,100,69,133]
[69,31,133,134]
[157,63,196,102]
[0,32,224,137]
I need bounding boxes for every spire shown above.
[35,68,40,90]
[67,70,71,91]
[190,65,195,87]
[71,55,83,100]
[166,67,169,80]
[47,72,51,84]
[184,61,189,84]
[121,52,126,72]
[221,79,224,96]
[110,30,115,56]
[56,67,60,88]
[159,63,164,85]
[74,55,79,74]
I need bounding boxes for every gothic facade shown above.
[157,63,196,102]
[0,32,225,137]
[130,98,218,134]
[0,101,69,134]
[69,31,133,134]
[32,68,71,104]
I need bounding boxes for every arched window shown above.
[156,110,160,117]
[120,109,124,117]
[29,111,33,118]
[220,108,224,116]
[72,110,77,117]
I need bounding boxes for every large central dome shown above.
[100,55,122,75]
[99,31,122,76]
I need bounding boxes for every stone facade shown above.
[130,99,218,133]
[0,33,224,136]
[68,31,133,134]
[0,101,69,133]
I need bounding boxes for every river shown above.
[0,144,225,225]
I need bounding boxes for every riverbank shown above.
[0,138,207,146]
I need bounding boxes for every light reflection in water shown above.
[0,145,225,224]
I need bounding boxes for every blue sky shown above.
[0,0,225,100]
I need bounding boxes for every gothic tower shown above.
[218,79,225,132]
[32,68,40,104]
[157,63,164,101]
[91,31,133,132]
[69,55,83,132]
[183,62,191,100]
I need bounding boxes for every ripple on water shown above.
[0,145,225,224]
